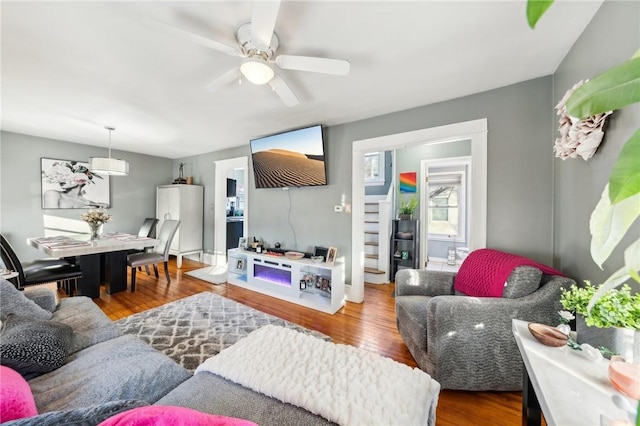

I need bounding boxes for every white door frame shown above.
[213,156,249,267]
[351,119,487,303]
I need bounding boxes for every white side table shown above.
[512,319,637,426]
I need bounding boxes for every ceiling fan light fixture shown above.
[89,126,129,176]
[240,58,274,85]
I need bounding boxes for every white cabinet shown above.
[227,249,345,314]
[157,184,203,268]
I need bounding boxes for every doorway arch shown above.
[350,119,487,303]
[213,156,249,267]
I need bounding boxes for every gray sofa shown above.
[0,280,335,425]
[395,267,575,391]
[1,278,439,425]
[0,279,191,422]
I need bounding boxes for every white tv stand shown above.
[227,249,345,314]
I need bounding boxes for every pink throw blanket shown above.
[99,406,257,426]
[453,248,564,297]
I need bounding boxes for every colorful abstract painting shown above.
[399,172,417,193]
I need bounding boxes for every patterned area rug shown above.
[116,292,329,371]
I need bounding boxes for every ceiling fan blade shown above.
[268,75,299,107]
[147,19,243,57]
[251,0,281,48]
[275,55,350,76]
[204,68,241,92]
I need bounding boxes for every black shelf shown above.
[390,219,419,280]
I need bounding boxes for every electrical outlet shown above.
[334,205,343,212]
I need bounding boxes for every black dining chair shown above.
[127,220,180,292]
[0,234,83,295]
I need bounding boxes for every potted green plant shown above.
[399,195,418,220]
[560,281,640,361]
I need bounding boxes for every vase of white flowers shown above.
[80,209,112,240]
[89,223,101,240]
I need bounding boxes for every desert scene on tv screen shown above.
[252,149,326,188]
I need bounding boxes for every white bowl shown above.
[310,256,324,263]
[284,251,305,260]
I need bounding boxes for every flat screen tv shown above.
[250,124,327,189]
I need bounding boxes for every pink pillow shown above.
[0,365,38,422]
[99,405,258,426]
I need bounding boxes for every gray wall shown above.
[171,145,249,254]
[395,138,471,213]
[176,76,555,283]
[249,122,353,255]
[552,0,640,285]
[395,139,471,259]
[8,1,630,286]
[2,77,556,282]
[0,131,172,261]
[346,76,555,276]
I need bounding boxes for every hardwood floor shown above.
[54,257,524,425]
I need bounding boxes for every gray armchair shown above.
[395,267,575,391]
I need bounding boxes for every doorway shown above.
[351,119,487,303]
[213,157,249,268]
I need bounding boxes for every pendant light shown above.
[89,126,129,176]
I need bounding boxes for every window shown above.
[364,152,385,186]
[430,186,455,221]
[427,171,465,240]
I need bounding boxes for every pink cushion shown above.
[98,405,258,426]
[0,365,38,422]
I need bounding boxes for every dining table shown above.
[28,233,159,298]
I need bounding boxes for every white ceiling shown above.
[1,1,602,159]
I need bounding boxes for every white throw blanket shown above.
[195,325,440,426]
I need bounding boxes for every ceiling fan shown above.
[151,0,350,107]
